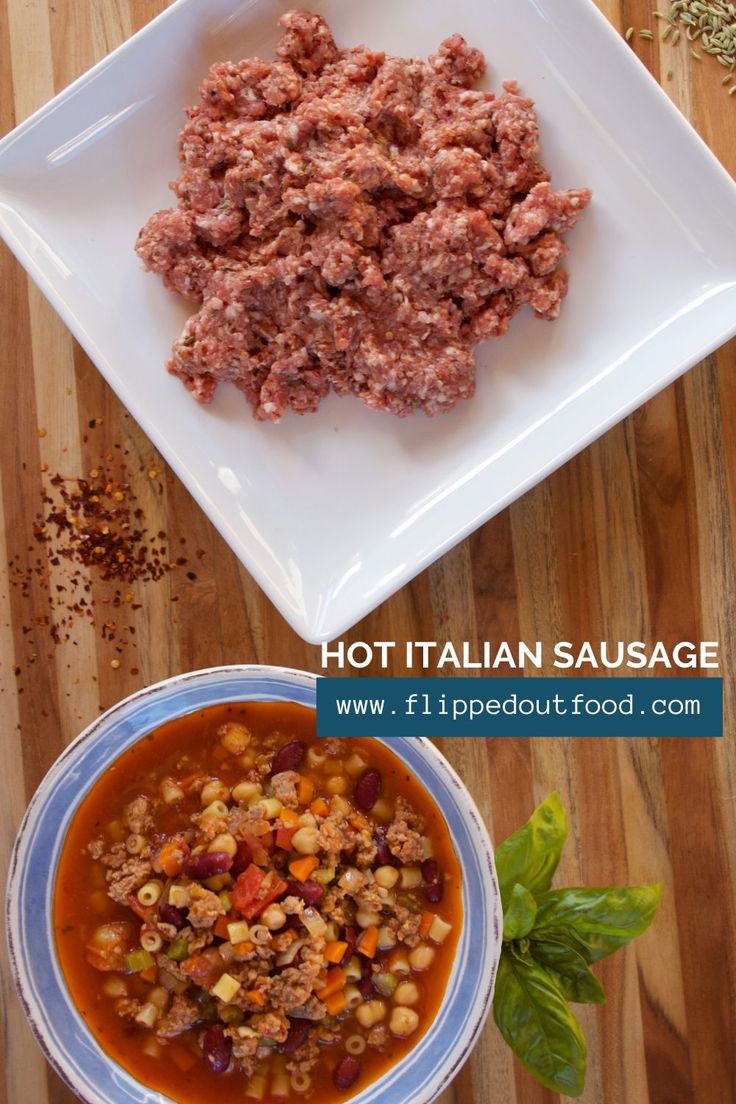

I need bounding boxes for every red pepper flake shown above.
[9,452,190,664]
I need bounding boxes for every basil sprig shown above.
[493,793,661,1096]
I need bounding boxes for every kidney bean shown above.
[277,1018,310,1054]
[354,768,382,812]
[271,739,305,775]
[424,881,443,904]
[202,1024,232,1075]
[286,879,324,905]
[158,902,187,930]
[422,858,444,903]
[338,926,357,968]
[231,839,253,875]
[284,913,303,931]
[375,828,399,868]
[333,1055,361,1090]
[182,851,233,879]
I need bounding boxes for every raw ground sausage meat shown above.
[136,11,591,421]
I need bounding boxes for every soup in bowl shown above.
[7,666,501,1104]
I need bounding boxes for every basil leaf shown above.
[493,949,587,1097]
[503,883,538,941]
[529,936,606,1004]
[533,885,662,963]
[494,792,568,910]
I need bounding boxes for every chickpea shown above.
[201,779,230,806]
[356,1000,387,1029]
[409,944,436,972]
[291,827,320,855]
[208,832,238,857]
[255,797,283,820]
[390,1006,419,1038]
[356,907,381,929]
[201,799,229,821]
[218,722,251,755]
[374,866,399,889]
[262,904,286,931]
[371,798,393,821]
[102,976,128,999]
[232,781,261,804]
[325,776,349,795]
[394,981,420,1006]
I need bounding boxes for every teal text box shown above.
[316,677,722,737]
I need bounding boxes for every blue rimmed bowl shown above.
[6,665,502,1104]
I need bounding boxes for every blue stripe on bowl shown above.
[6,666,501,1104]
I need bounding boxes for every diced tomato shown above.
[232,863,288,920]
[180,948,223,988]
[231,838,254,875]
[275,826,297,851]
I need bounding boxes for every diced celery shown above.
[166,938,190,963]
[125,949,154,973]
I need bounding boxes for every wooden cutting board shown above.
[1,2,735,1102]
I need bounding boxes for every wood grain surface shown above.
[1,2,735,1103]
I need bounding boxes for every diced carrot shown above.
[214,913,235,941]
[140,965,157,983]
[181,949,225,988]
[158,839,189,878]
[245,988,266,1006]
[316,967,346,1000]
[356,925,378,959]
[324,990,348,1016]
[233,940,254,955]
[349,813,369,831]
[298,776,315,805]
[170,1046,197,1072]
[275,826,297,851]
[419,911,435,939]
[289,855,319,882]
[278,808,300,828]
[324,940,349,964]
[310,797,329,818]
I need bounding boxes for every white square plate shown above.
[1,0,736,643]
